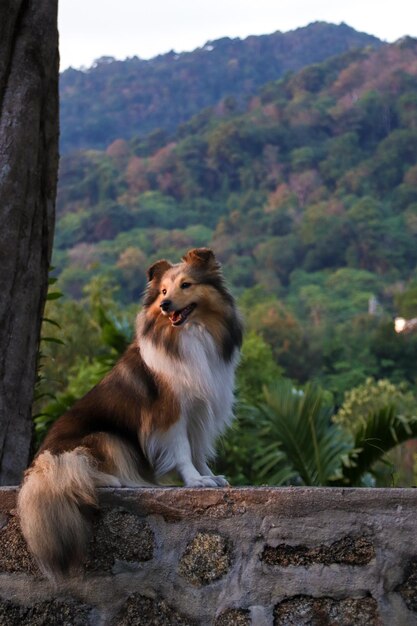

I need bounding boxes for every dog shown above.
[18,248,242,578]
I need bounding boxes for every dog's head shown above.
[143,248,233,328]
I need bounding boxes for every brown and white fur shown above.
[18,248,242,578]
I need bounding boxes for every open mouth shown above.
[169,303,197,327]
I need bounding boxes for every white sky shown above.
[59,0,417,71]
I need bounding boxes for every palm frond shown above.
[339,406,417,485]
[254,380,352,486]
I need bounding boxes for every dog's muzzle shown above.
[160,299,172,313]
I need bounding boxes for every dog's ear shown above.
[147,259,172,282]
[182,248,219,269]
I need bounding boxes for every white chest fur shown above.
[139,324,239,469]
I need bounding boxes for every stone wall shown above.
[1,487,417,625]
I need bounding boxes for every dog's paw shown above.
[210,475,229,487]
[185,476,219,488]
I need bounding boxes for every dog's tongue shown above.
[169,303,196,326]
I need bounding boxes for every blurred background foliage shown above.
[34,283,417,487]
[34,29,417,486]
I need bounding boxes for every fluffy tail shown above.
[18,447,118,578]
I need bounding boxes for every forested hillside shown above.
[39,30,417,486]
[60,22,381,152]
[54,34,417,389]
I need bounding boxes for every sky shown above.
[59,0,417,71]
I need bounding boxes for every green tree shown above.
[236,331,283,404]
[370,319,417,384]
[334,377,416,434]
[320,132,362,185]
[241,291,311,380]
[245,379,417,487]
[395,283,417,318]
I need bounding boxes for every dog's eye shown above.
[161,288,167,295]
[181,282,192,289]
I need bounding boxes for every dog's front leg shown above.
[194,460,229,487]
[168,420,219,488]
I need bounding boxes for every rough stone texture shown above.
[1,486,417,625]
[262,535,375,567]
[215,608,251,625]
[273,595,380,625]
[86,508,154,572]
[0,0,59,485]
[112,593,195,625]
[0,512,39,575]
[179,532,231,586]
[0,597,92,625]
[396,559,417,613]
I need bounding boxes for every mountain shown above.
[59,22,382,153]
[52,32,417,393]
[55,36,417,294]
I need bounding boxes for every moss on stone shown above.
[215,608,251,625]
[179,532,231,586]
[274,595,379,625]
[86,508,154,572]
[262,535,375,567]
[0,514,39,575]
[113,593,194,625]
[0,598,91,626]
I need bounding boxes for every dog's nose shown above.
[160,299,172,312]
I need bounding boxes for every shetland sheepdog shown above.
[18,248,242,577]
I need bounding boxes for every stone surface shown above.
[215,608,251,625]
[0,597,92,626]
[262,535,375,567]
[1,486,417,625]
[179,532,231,586]
[112,593,194,625]
[86,508,154,572]
[273,595,380,625]
[397,559,417,613]
[0,513,39,574]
